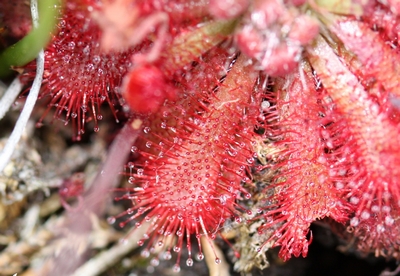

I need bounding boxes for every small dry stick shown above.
[71,222,150,276]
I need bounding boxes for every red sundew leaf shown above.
[116,53,261,268]
[259,64,350,261]
[330,18,400,104]
[325,23,400,124]
[384,0,400,15]
[132,44,236,155]
[309,36,400,257]
[20,0,138,140]
[362,2,400,43]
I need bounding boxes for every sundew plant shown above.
[1,0,400,275]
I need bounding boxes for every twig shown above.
[0,78,23,121]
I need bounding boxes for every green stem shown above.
[0,0,61,78]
